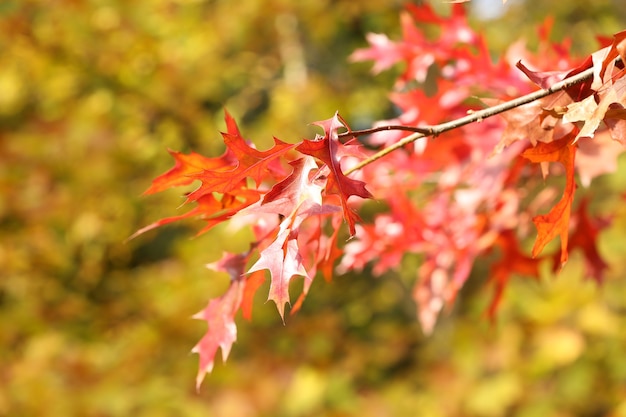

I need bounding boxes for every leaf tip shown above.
[272,300,289,324]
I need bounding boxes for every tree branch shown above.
[343,63,598,175]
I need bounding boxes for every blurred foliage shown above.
[1,0,626,416]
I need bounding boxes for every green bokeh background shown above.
[2,1,626,416]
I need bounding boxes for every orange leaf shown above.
[129,189,261,239]
[522,131,577,267]
[188,135,296,198]
[143,149,232,195]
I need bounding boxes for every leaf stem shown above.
[344,63,598,175]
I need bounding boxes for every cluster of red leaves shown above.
[135,4,626,388]
[349,4,625,332]
[136,110,372,388]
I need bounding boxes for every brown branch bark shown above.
[343,64,598,175]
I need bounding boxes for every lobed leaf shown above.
[522,131,578,267]
[296,113,373,236]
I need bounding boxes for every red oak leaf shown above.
[192,272,245,390]
[599,30,626,82]
[144,110,245,195]
[143,149,233,195]
[600,77,626,144]
[129,188,261,239]
[563,88,619,142]
[248,225,308,320]
[240,157,343,318]
[206,251,267,321]
[135,111,292,240]
[187,133,296,198]
[516,61,569,90]
[350,11,430,79]
[192,251,267,388]
[260,156,332,217]
[351,4,478,84]
[232,155,345,319]
[488,94,573,154]
[349,31,411,75]
[296,113,373,236]
[289,215,341,315]
[522,131,578,267]
[406,3,477,48]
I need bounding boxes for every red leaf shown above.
[488,96,570,154]
[133,111,294,240]
[350,31,409,75]
[260,156,327,216]
[296,113,372,236]
[236,155,343,318]
[563,88,618,142]
[248,226,308,320]
[600,77,626,145]
[143,149,233,195]
[188,134,296,198]
[600,30,626,82]
[192,274,245,390]
[516,61,570,90]
[192,250,268,388]
[129,189,261,239]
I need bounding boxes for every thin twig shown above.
[344,64,597,175]
[338,124,432,138]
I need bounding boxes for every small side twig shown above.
[339,124,433,139]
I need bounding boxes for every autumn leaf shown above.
[206,251,267,321]
[563,88,618,141]
[522,131,578,267]
[193,253,247,390]
[599,30,626,82]
[133,111,295,240]
[599,77,626,144]
[248,225,308,320]
[129,189,261,240]
[187,133,296,199]
[516,60,570,90]
[143,110,245,195]
[143,149,234,195]
[192,251,269,389]
[406,3,477,48]
[296,113,373,236]
[259,156,337,218]
[490,99,557,154]
[237,156,344,318]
